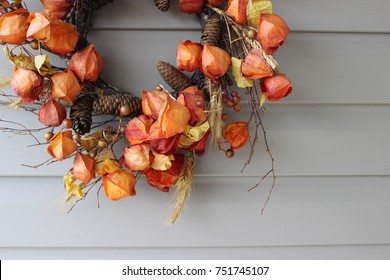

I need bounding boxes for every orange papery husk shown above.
[201,45,231,79]
[226,0,249,25]
[125,115,154,145]
[207,0,225,6]
[40,0,75,19]
[47,130,78,160]
[241,48,273,80]
[123,143,151,171]
[26,10,59,41]
[44,22,79,55]
[260,73,292,102]
[71,152,96,184]
[51,69,82,103]
[150,134,181,156]
[0,8,30,45]
[103,169,137,200]
[143,153,184,192]
[178,0,205,14]
[176,40,203,72]
[158,95,191,138]
[257,13,289,55]
[141,90,168,120]
[177,86,207,125]
[11,67,43,104]
[222,122,249,149]
[38,99,66,127]
[69,43,103,82]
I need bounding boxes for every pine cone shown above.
[70,94,94,135]
[154,0,171,12]
[82,0,114,10]
[157,61,192,92]
[93,94,142,116]
[201,14,222,46]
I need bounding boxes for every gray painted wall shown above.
[1,0,389,259]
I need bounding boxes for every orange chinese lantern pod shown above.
[176,40,203,72]
[38,99,67,127]
[47,130,78,160]
[125,115,154,145]
[150,134,181,156]
[51,69,82,103]
[260,74,292,102]
[241,48,273,79]
[201,45,231,79]
[44,21,79,55]
[26,10,59,41]
[143,153,184,192]
[179,0,206,14]
[177,89,207,125]
[72,152,96,184]
[207,0,225,6]
[226,0,249,25]
[122,144,151,171]
[103,170,137,200]
[11,67,43,104]
[141,90,168,120]
[158,96,191,138]
[40,0,75,19]
[257,13,289,55]
[0,8,30,45]
[222,121,249,149]
[69,43,103,82]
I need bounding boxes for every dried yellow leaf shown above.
[64,174,85,199]
[95,149,121,176]
[260,94,266,107]
[34,55,54,76]
[151,151,173,171]
[3,46,36,71]
[179,121,210,148]
[232,57,254,88]
[247,0,273,27]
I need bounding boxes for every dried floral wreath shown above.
[0,0,292,224]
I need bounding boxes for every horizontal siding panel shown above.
[2,245,390,260]
[2,32,389,105]
[1,104,389,177]
[1,176,390,248]
[25,0,390,33]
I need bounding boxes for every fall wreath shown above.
[0,0,292,224]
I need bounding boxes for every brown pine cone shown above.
[201,14,222,46]
[157,61,192,92]
[154,0,171,12]
[70,94,94,135]
[93,94,142,117]
[82,0,114,10]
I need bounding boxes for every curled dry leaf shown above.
[226,0,249,25]
[103,169,136,200]
[0,8,30,45]
[47,130,78,160]
[176,40,203,72]
[257,13,289,55]
[51,69,82,104]
[72,152,96,184]
[222,121,249,149]
[34,55,54,76]
[177,86,207,125]
[201,45,231,79]
[69,43,103,82]
[11,67,43,103]
[95,149,121,176]
[151,151,174,171]
[260,73,292,102]
[64,174,84,199]
[150,134,181,156]
[231,57,253,88]
[38,99,67,127]
[241,48,272,80]
[247,0,272,27]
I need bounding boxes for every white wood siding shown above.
[1,0,389,259]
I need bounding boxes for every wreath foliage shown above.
[0,0,292,224]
